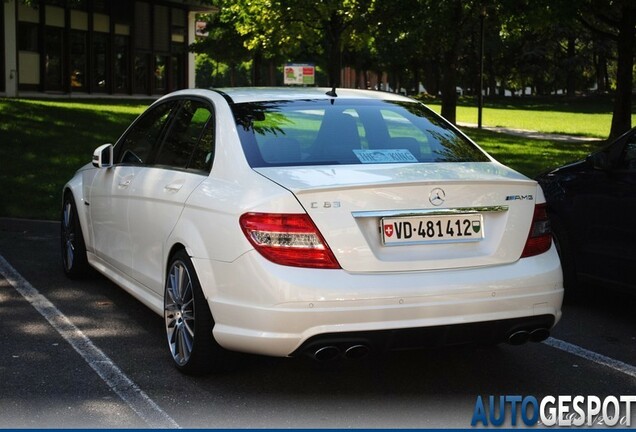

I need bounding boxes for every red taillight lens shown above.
[239,212,341,269]
[521,203,552,258]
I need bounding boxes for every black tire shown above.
[61,192,91,279]
[164,250,233,375]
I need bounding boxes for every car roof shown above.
[167,87,415,104]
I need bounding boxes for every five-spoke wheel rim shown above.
[62,201,76,272]
[164,261,195,366]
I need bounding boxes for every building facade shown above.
[1,0,211,97]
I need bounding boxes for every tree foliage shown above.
[194,0,635,137]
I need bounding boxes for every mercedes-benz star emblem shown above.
[429,188,446,206]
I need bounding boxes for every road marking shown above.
[543,337,636,379]
[0,255,180,429]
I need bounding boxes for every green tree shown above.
[222,0,375,87]
[374,0,486,124]
[189,10,250,86]
[580,0,635,138]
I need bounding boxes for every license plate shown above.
[381,214,484,246]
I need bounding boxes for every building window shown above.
[154,55,167,93]
[45,27,64,91]
[68,0,87,10]
[9,1,201,95]
[45,6,65,28]
[93,32,109,92]
[154,5,169,52]
[93,13,109,33]
[114,36,130,93]
[18,22,40,87]
[18,3,39,23]
[112,1,132,24]
[134,53,150,94]
[92,0,107,14]
[70,31,87,91]
[171,8,186,43]
[18,23,39,52]
[170,55,184,92]
[70,10,89,31]
[135,2,151,51]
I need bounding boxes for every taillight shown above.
[521,203,552,258]
[239,212,341,269]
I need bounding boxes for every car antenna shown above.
[326,87,338,97]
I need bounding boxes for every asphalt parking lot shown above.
[0,217,634,428]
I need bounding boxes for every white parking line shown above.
[3,252,634,427]
[0,255,180,429]
[543,337,636,380]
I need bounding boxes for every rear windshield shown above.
[232,99,489,167]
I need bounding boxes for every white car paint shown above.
[63,87,564,359]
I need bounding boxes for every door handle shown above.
[118,177,133,188]
[164,182,184,192]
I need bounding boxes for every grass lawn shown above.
[424,96,636,138]
[461,128,602,177]
[0,99,149,220]
[0,97,606,221]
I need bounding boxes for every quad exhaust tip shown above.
[345,344,370,360]
[310,329,551,359]
[312,344,371,361]
[508,328,550,345]
[313,346,340,362]
[529,328,550,342]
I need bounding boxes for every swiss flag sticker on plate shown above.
[384,224,394,237]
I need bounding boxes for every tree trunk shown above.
[389,71,398,93]
[268,59,276,86]
[486,53,497,96]
[252,51,262,86]
[609,3,635,139]
[412,60,421,94]
[325,12,344,88]
[566,36,577,97]
[423,60,439,95]
[375,69,383,90]
[594,39,608,93]
[229,63,237,87]
[440,49,458,124]
[440,5,463,122]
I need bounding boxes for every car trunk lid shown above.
[254,163,538,273]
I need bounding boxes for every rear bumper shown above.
[192,245,563,357]
[292,314,555,359]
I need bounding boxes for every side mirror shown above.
[92,144,114,168]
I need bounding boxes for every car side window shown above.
[154,99,213,171]
[116,101,175,165]
[189,120,215,172]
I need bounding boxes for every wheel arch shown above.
[62,179,92,253]
[166,242,188,268]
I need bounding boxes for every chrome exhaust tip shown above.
[508,330,530,345]
[529,328,550,343]
[344,344,370,360]
[313,346,340,362]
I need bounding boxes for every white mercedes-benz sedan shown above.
[62,87,563,374]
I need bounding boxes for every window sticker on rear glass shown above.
[353,149,418,164]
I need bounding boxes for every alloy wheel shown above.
[62,201,76,272]
[165,261,196,366]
